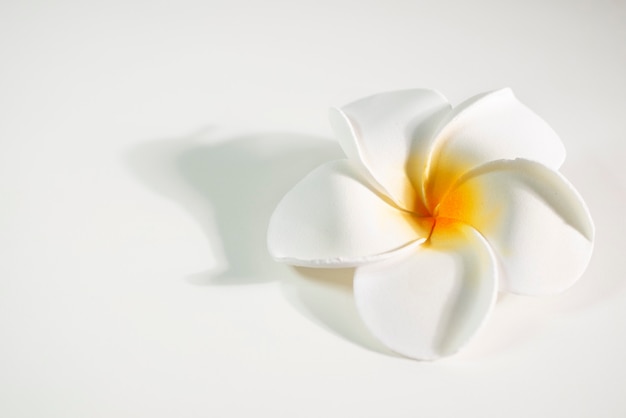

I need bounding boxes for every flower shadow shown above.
[126,129,392,355]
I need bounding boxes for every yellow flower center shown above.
[435,176,479,223]
[414,157,483,242]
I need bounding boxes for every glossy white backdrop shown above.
[1,1,625,417]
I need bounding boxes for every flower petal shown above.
[445,159,594,295]
[267,159,432,267]
[424,88,566,211]
[353,223,498,360]
[329,89,451,212]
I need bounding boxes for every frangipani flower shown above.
[267,88,594,360]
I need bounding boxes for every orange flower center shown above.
[414,157,483,242]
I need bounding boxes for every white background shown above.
[2,1,625,417]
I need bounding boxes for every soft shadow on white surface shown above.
[128,129,341,282]
[127,130,391,354]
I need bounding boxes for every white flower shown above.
[267,88,594,360]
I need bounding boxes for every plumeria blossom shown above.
[267,88,594,360]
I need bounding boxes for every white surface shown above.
[1,1,625,417]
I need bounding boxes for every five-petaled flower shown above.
[267,88,594,360]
